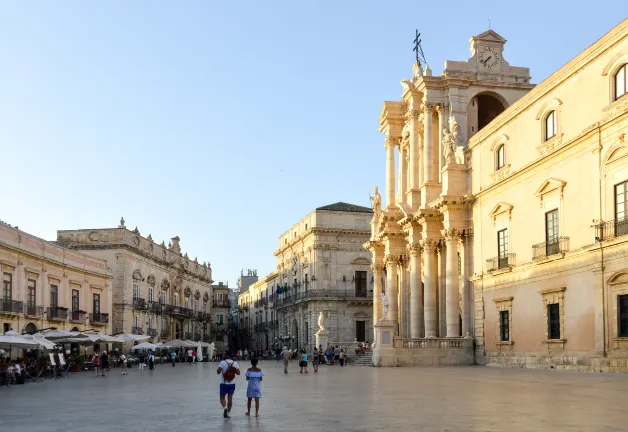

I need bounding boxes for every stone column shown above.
[422,240,438,338]
[437,103,449,182]
[408,110,420,190]
[438,243,447,337]
[462,230,474,337]
[445,229,461,337]
[385,255,399,332]
[371,264,383,325]
[423,103,434,184]
[398,146,407,203]
[409,244,423,338]
[385,135,397,208]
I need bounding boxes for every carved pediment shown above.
[608,271,628,286]
[534,178,566,201]
[161,278,170,290]
[132,269,143,281]
[351,257,371,265]
[473,29,507,43]
[147,274,156,285]
[605,144,628,165]
[488,202,513,222]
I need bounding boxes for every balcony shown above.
[533,237,569,260]
[70,310,87,323]
[47,307,68,321]
[90,313,109,325]
[213,300,229,309]
[132,327,144,335]
[0,299,24,315]
[486,253,516,272]
[24,305,44,318]
[147,328,158,337]
[133,297,147,310]
[202,334,210,343]
[193,333,201,341]
[595,218,628,241]
[160,329,170,338]
[212,324,227,333]
[165,305,194,318]
[274,289,373,309]
[184,332,192,340]
[147,301,163,314]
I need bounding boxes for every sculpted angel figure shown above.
[318,311,325,331]
[443,117,461,164]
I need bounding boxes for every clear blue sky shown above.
[0,2,623,284]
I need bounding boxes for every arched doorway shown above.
[24,323,37,334]
[467,92,507,137]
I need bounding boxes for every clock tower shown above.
[469,30,507,73]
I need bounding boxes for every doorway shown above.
[356,321,366,342]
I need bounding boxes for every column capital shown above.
[420,238,439,253]
[370,264,384,273]
[441,228,462,241]
[384,254,401,267]
[385,135,400,149]
[407,243,422,256]
[423,102,436,114]
[405,109,421,121]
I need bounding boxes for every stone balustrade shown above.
[394,337,473,350]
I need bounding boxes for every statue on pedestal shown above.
[370,186,381,216]
[380,294,389,320]
[317,311,325,331]
[443,117,461,164]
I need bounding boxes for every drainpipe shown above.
[597,123,608,357]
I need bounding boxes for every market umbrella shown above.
[0,335,40,349]
[116,334,151,343]
[196,343,203,361]
[65,334,123,344]
[20,334,58,350]
[163,339,193,348]
[38,330,91,340]
[131,342,157,351]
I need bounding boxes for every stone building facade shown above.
[368,20,628,372]
[241,202,374,353]
[211,282,229,351]
[0,221,111,335]
[57,219,213,343]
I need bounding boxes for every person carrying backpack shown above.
[217,351,240,418]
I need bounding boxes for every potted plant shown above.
[69,353,84,372]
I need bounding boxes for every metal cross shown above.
[413,29,426,66]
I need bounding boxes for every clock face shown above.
[478,46,500,70]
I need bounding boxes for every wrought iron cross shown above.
[413,29,426,66]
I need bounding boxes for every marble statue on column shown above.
[369,186,382,239]
[380,293,389,320]
[317,311,325,331]
[443,117,465,165]
[315,311,329,349]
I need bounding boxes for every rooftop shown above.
[315,202,373,213]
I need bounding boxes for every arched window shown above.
[496,144,505,170]
[545,111,556,141]
[615,64,627,101]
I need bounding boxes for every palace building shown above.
[0,221,111,335]
[240,202,374,353]
[57,219,214,343]
[368,19,628,372]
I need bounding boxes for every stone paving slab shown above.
[2,361,628,431]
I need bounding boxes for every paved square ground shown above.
[2,361,628,431]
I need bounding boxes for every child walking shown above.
[245,357,263,417]
[299,350,308,374]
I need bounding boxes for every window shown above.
[50,284,58,308]
[355,271,367,297]
[148,316,153,330]
[27,280,36,306]
[547,303,561,339]
[499,310,510,341]
[618,295,628,337]
[134,316,139,328]
[545,110,556,141]
[72,289,80,312]
[217,314,224,324]
[160,291,166,305]
[497,229,508,268]
[93,294,101,315]
[616,180,628,237]
[2,273,12,300]
[133,282,140,300]
[185,297,190,309]
[148,287,153,303]
[545,209,560,255]
[496,144,505,170]
[615,64,627,101]
[161,318,166,331]
[174,293,179,306]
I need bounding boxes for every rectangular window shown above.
[2,273,12,300]
[72,289,80,312]
[148,316,153,330]
[356,320,366,341]
[134,316,139,328]
[174,293,179,306]
[499,310,510,341]
[547,303,561,340]
[355,271,367,297]
[27,279,36,307]
[545,209,559,255]
[618,295,628,337]
[218,314,224,324]
[93,293,101,315]
[497,229,508,268]
[616,181,628,237]
[50,284,58,308]
[133,282,140,300]
[148,287,153,303]
[160,291,165,305]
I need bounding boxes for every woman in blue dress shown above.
[245,357,264,417]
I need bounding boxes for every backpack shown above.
[222,360,237,382]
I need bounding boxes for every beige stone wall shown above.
[0,222,111,334]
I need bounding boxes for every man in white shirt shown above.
[187,349,193,365]
[119,353,127,375]
[280,346,291,374]
[216,351,240,418]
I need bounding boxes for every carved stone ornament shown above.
[317,311,325,331]
[184,286,192,296]
[161,278,170,290]
[380,294,389,319]
[194,289,201,299]
[88,231,101,241]
[132,269,142,281]
[203,292,210,302]
[385,135,399,149]
[443,117,460,164]
[133,236,140,246]
[147,274,156,285]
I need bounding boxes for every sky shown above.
[0,2,623,285]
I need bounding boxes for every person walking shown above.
[93,353,100,377]
[170,351,176,367]
[243,348,249,361]
[100,351,108,377]
[148,352,155,371]
[119,352,128,375]
[339,349,346,367]
[245,357,263,417]
[312,347,319,372]
[280,346,291,374]
[334,346,340,364]
[217,352,240,419]
[299,350,309,374]
[138,352,145,370]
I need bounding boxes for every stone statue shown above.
[380,294,389,320]
[317,311,325,331]
[119,217,125,228]
[443,117,461,164]
[370,186,381,216]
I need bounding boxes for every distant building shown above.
[237,269,258,294]
[211,282,229,351]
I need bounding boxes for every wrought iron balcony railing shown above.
[193,333,201,341]
[184,332,192,340]
[90,313,109,325]
[24,305,44,317]
[274,289,373,308]
[160,329,170,338]
[533,237,569,260]
[0,299,24,315]
[595,218,628,241]
[202,334,210,343]
[213,300,230,308]
[70,311,86,322]
[147,301,163,314]
[147,328,158,337]
[132,326,144,335]
[486,253,516,272]
[133,298,146,310]
[47,306,68,321]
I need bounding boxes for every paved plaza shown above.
[2,361,628,431]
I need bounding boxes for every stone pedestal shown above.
[315,329,329,350]
[441,163,466,196]
[372,320,396,367]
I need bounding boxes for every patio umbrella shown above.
[116,334,151,343]
[65,334,123,344]
[196,343,203,361]
[163,339,193,348]
[20,334,58,350]
[0,335,40,349]
[38,330,91,340]
[131,342,157,351]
